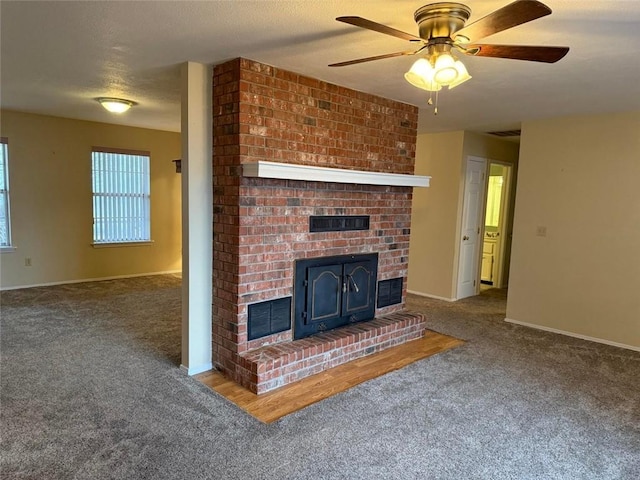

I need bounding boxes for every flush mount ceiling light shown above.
[96,97,137,114]
[329,0,569,114]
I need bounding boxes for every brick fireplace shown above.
[213,58,429,394]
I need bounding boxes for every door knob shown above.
[463,235,469,241]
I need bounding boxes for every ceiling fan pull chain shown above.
[426,89,439,115]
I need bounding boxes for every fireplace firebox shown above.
[293,253,378,340]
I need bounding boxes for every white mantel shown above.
[242,161,430,188]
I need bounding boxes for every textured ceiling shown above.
[1,1,640,134]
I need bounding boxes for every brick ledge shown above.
[237,311,426,394]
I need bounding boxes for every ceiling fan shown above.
[329,0,569,109]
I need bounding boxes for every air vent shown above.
[487,129,521,137]
[377,277,403,308]
[248,297,291,340]
[309,215,370,233]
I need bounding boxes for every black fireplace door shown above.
[295,254,378,339]
[306,264,342,325]
[342,261,374,316]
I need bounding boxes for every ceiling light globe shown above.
[404,58,441,92]
[433,54,458,85]
[448,60,472,89]
[96,97,136,114]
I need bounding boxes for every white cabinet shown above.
[481,235,499,283]
[481,241,494,282]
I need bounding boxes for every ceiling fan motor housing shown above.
[414,2,471,40]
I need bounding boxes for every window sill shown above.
[91,241,154,249]
[0,246,17,253]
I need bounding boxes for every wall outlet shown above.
[24,257,32,267]
[536,226,547,237]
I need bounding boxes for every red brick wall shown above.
[213,58,418,385]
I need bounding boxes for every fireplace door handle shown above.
[346,274,360,293]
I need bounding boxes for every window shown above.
[91,148,151,244]
[0,138,11,248]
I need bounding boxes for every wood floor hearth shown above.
[197,330,464,423]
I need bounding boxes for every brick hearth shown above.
[212,58,424,394]
[240,311,425,394]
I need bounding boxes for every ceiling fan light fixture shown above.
[433,53,458,84]
[404,58,442,91]
[448,60,472,89]
[405,53,470,93]
[96,97,137,114]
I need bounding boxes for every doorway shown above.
[456,157,515,300]
[481,162,514,289]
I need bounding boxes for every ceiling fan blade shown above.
[329,51,416,67]
[453,0,552,44]
[465,44,569,63]
[336,16,422,42]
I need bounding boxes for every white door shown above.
[456,157,486,299]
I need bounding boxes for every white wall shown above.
[506,110,640,349]
[0,111,182,289]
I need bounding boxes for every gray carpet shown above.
[1,276,638,479]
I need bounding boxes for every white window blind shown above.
[92,148,151,244]
[0,138,11,247]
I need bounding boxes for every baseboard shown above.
[407,290,457,302]
[0,270,183,291]
[504,318,640,352]
[180,362,213,376]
